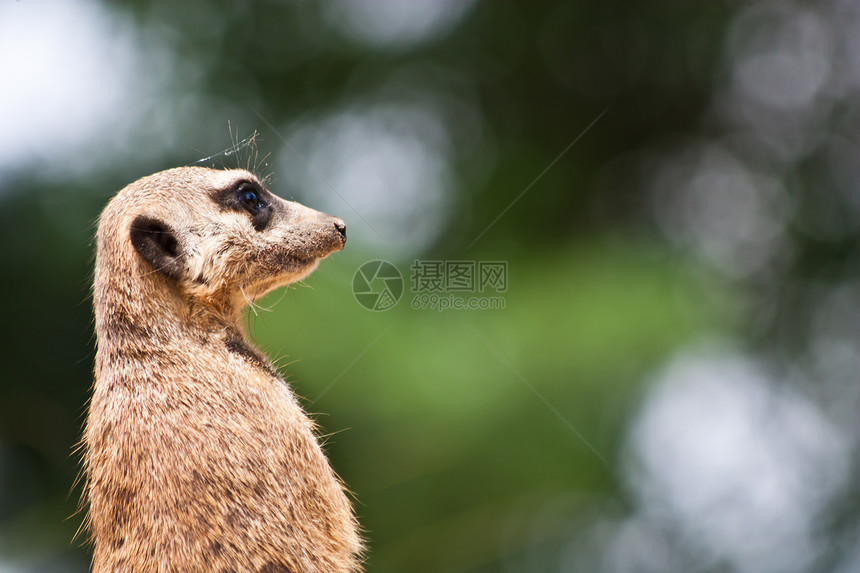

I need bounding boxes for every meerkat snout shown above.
[334,220,347,243]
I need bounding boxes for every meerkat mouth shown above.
[247,260,321,299]
[264,238,342,269]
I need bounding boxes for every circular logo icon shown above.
[352,260,403,311]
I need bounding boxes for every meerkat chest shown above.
[91,339,309,471]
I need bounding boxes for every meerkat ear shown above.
[130,215,184,279]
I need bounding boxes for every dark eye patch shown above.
[211,180,274,231]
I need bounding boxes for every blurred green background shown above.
[2,1,859,571]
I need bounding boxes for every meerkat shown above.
[84,166,362,572]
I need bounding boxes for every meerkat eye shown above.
[215,180,273,231]
[238,184,262,211]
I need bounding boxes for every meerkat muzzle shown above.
[333,219,347,246]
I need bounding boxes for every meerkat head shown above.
[98,166,345,319]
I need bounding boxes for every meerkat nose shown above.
[333,220,347,244]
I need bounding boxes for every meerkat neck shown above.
[94,262,247,349]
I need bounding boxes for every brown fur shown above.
[84,167,362,572]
